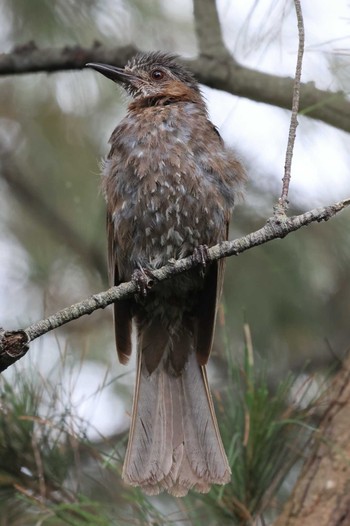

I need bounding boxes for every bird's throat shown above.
[128,81,203,111]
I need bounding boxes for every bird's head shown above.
[86,51,201,104]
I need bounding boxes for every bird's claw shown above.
[192,244,210,268]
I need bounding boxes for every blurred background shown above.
[0,0,349,524]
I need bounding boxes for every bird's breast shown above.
[104,104,230,277]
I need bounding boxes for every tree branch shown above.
[192,0,229,58]
[1,198,349,373]
[1,160,106,276]
[279,0,304,210]
[0,43,349,134]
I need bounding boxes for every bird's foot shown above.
[132,267,156,297]
[191,244,210,268]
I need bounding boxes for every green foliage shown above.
[183,323,315,526]
[0,332,316,526]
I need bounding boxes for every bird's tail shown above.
[122,325,231,496]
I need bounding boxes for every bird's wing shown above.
[107,209,133,365]
[195,220,228,366]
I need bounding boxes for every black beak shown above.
[86,63,137,85]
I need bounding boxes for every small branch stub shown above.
[0,329,29,372]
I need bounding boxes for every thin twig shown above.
[278,0,305,211]
[1,197,349,373]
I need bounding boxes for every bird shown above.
[86,51,246,497]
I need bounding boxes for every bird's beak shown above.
[86,63,138,86]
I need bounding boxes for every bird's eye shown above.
[151,69,164,80]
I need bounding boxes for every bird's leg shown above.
[132,265,156,297]
[192,244,210,268]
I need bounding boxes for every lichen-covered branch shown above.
[0,43,349,134]
[0,198,349,373]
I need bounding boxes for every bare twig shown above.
[279,0,305,212]
[1,197,349,373]
[0,44,349,133]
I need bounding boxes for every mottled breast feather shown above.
[102,100,244,282]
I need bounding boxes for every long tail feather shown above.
[122,334,231,496]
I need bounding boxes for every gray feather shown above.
[122,334,230,495]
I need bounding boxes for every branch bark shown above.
[192,0,229,58]
[0,198,349,373]
[0,43,349,134]
[273,354,350,526]
[1,160,105,276]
